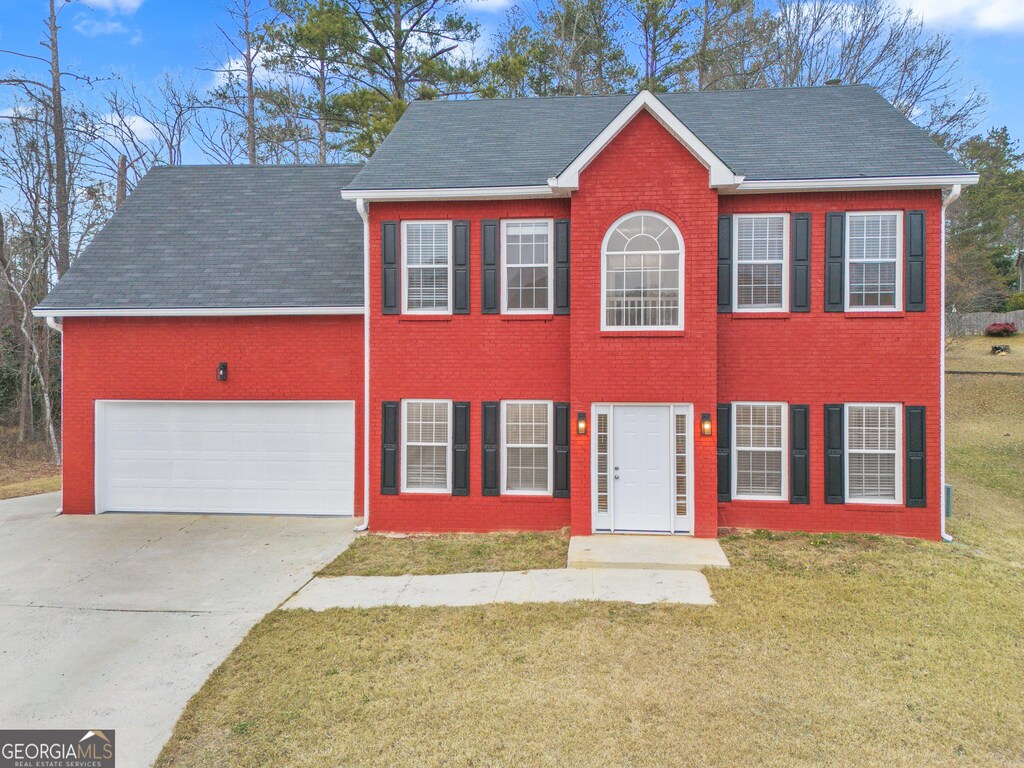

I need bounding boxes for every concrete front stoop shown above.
[567,535,730,571]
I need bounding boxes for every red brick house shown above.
[35,86,977,541]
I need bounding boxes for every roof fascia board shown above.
[32,306,366,318]
[341,185,559,202]
[729,174,980,193]
[551,90,744,191]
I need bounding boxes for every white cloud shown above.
[899,0,1024,32]
[78,0,145,13]
[462,0,515,12]
[74,18,129,36]
[100,113,159,143]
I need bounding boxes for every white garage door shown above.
[96,401,355,516]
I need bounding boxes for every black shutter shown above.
[905,406,927,507]
[553,402,570,497]
[481,220,500,314]
[453,220,470,314]
[905,210,926,312]
[824,404,844,503]
[717,403,731,501]
[452,402,470,496]
[381,401,399,494]
[382,221,399,315]
[791,213,811,312]
[824,213,845,312]
[482,401,500,495]
[790,404,810,504]
[554,219,570,315]
[717,215,732,313]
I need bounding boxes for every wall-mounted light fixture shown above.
[700,412,713,437]
[577,412,587,436]
[217,362,228,382]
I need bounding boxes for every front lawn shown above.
[156,373,1024,767]
[318,529,570,577]
[0,430,61,500]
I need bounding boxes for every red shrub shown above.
[985,322,1018,337]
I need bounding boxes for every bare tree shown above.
[629,0,691,92]
[768,0,985,144]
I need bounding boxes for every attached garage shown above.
[95,401,355,516]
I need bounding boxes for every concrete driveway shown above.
[0,492,354,767]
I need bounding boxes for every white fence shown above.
[947,310,1024,336]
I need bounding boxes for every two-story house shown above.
[35,85,976,540]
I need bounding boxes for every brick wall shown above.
[367,198,573,532]
[60,315,364,515]
[717,189,944,539]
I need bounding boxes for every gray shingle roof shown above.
[348,85,969,190]
[36,164,364,312]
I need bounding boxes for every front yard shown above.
[156,371,1024,767]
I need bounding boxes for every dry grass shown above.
[0,428,61,499]
[946,332,1024,373]
[156,375,1024,768]
[318,530,570,577]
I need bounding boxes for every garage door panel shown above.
[97,401,355,516]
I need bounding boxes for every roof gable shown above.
[551,91,742,191]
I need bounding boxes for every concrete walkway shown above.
[0,492,354,768]
[285,567,715,610]
[568,534,731,570]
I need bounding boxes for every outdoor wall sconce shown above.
[217,362,228,382]
[700,412,713,437]
[577,412,587,436]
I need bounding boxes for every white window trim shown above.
[500,219,555,315]
[400,399,453,494]
[600,210,685,332]
[401,220,453,315]
[844,211,904,312]
[732,214,790,313]
[731,401,789,502]
[500,400,554,496]
[845,402,903,505]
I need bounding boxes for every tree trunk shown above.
[18,347,34,442]
[48,0,71,278]
[243,0,258,164]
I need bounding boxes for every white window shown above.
[402,221,452,313]
[501,400,553,495]
[502,220,553,313]
[602,212,683,330]
[732,402,787,500]
[846,212,902,311]
[402,399,451,493]
[734,214,789,311]
[846,403,902,503]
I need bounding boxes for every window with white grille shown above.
[732,403,786,499]
[735,214,788,310]
[603,212,682,329]
[403,221,451,313]
[846,403,901,502]
[846,212,902,310]
[502,401,552,494]
[402,400,451,492]
[503,220,553,313]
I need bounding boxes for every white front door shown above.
[611,405,674,532]
[592,403,693,534]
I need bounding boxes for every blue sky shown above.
[1,0,1022,145]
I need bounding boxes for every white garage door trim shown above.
[95,400,355,517]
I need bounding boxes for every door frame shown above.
[94,399,357,516]
[590,402,694,535]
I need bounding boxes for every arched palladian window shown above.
[602,212,683,330]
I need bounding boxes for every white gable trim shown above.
[549,91,744,191]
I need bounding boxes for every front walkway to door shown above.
[592,403,693,534]
[567,535,730,570]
